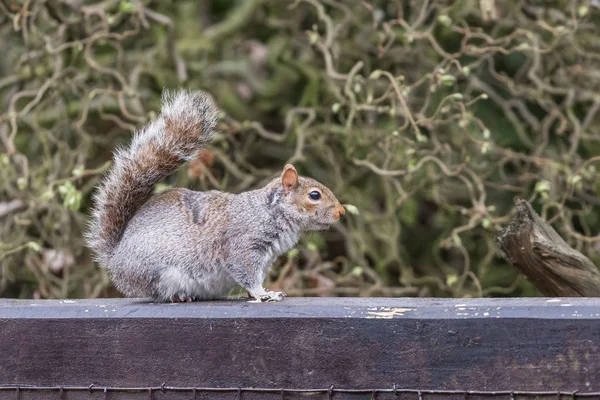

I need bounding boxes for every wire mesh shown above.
[0,385,598,400]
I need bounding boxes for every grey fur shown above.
[87,90,344,302]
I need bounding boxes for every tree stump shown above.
[494,199,600,297]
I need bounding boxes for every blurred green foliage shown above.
[1,0,599,299]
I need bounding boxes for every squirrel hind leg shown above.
[156,268,204,303]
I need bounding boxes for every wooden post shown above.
[494,199,600,297]
[0,297,600,399]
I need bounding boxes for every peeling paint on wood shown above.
[366,306,414,318]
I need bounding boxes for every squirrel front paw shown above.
[260,291,287,302]
[248,290,287,303]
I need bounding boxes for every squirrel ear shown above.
[281,164,299,195]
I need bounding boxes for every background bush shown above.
[1,0,599,299]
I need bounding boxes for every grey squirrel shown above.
[86,90,345,303]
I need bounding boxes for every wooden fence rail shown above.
[0,297,599,399]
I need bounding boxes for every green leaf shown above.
[119,1,135,13]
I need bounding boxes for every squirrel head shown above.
[279,164,345,231]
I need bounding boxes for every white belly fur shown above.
[158,266,235,300]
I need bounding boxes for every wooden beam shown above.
[0,297,599,399]
[495,199,600,296]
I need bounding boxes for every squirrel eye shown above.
[308,191,321,201]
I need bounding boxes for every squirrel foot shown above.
[169,295,196,303]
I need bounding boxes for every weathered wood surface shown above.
[495,199,600,297]
[0,297,599,400]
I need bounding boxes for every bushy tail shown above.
[86,90,218,264]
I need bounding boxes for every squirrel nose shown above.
[334,204,345,220]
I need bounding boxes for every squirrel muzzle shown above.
[333,204,345,221]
